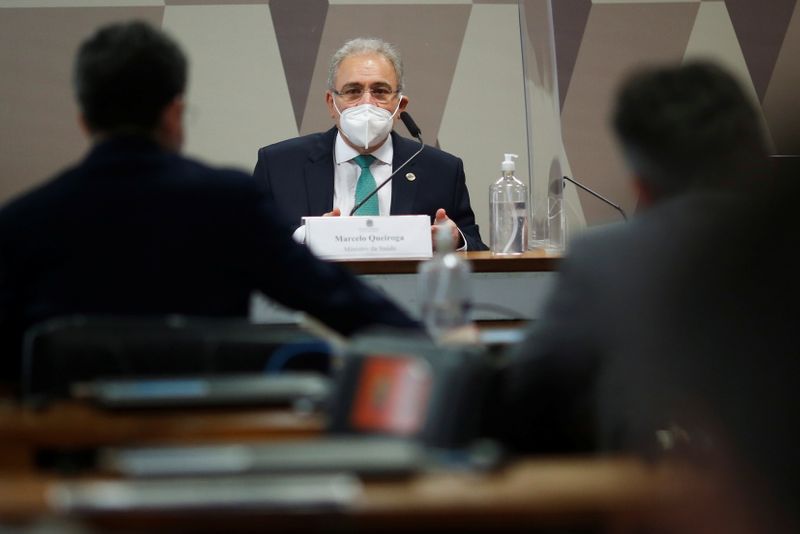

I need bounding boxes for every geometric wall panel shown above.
[271,0,329,131]
[1,0,798,229]
[561,2,699,224]
[440,3,527,237]
[684,1,774,149]
[763,1,800,155]
[552,0,591,110]
[724,0,797,102]
[0,6,164,203]
[163,4,297,171]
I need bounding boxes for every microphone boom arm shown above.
[562,175,628,221]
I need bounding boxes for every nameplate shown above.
[304,215,432,260]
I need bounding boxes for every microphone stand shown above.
[562,176,628,221]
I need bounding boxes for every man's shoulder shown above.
[0,163,82,228]
[174,152,246,178]
[257,129,336,159]
[0,151,257,231]
[570,221,632,251]
[171,153,261,194]
[565,191,738,271]
[561,223,630,275]
[392,132,461,165]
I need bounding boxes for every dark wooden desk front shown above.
[0,456,711,533]
[342,250,561,275]
[0,400,323,472]
[0,399,723,533]
[336,250,562,323]
[251,250,561,323]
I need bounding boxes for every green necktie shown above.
[353,154,379,216]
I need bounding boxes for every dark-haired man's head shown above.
[613,61,770,207]
[73,21,187,150]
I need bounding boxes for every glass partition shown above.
[518,0,566,251]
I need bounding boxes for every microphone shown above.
[562,176,628,221]
[400,111,422,140]
[349,112,425,216]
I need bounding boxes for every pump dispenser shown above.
[501,153,516,173]
[490,153,528,255]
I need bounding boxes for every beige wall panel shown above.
[763,2,800,155]
[683,1,774,149]
[561,3,698,225]
[438,4,527,239]
[0,1,164,6]
[166,1,266,4]
[163,4,297,172]
[0,6,163,205]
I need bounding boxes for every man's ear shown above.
[162,96,184,131]
[157,96,185,151]
[632,175,656,210]
[398,95,409,114]
[77,114,92,137]
[326,91,338,120]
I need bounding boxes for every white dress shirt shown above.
[332,131,394,217]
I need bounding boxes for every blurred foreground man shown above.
[487,59,800,534]
[489,61,772,453]
[0,21,417,387]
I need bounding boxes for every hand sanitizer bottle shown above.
[490,153,528,255]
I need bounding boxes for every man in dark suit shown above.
[253,38,487,251]
[0,21,418,386]
[487,62,772,455]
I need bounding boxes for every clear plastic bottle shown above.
[418,224,472,340]
[490,153,528,255]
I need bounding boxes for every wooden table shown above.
[0,399,733,533]
[343,250,561,275]
[0,399,324,472]
[0,456,717,532]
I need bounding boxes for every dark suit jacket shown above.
[253,128,488,250]
[486,191,755,455]
[0,136,418,383]
[487,182,800,530]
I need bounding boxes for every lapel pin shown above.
[406,173,416,182]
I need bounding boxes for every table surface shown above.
[0,400,324,471]
[0,455,714,532]
[0,399,731,533]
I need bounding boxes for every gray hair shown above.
[327,37,404,92]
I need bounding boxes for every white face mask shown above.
[334,99,401,150]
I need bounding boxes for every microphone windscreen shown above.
[400,112,422,139]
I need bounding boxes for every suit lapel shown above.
[305,127,337,216]
[390,131,419,215]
